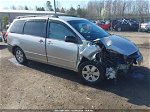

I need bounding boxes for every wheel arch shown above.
[78,56,89,69]
[12,45,22,55]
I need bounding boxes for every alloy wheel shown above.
[16,49,24,63]
[82,65,100,82]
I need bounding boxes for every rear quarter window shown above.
[9,20,25,34]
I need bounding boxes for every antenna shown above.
[54,0,56,14]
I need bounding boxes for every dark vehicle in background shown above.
[114,19,139,31]
[110,20,120,30]
[139,21,150,32]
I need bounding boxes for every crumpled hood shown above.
[101,35,138,56]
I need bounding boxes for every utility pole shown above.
[54,0,56,14]
[77,5,80,9]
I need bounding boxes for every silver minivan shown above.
[7,15,143,84]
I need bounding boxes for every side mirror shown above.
[65,36,77,43]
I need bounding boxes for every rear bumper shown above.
[8,44,13,54]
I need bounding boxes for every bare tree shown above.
[18,5,24,10]
[87,1,105,19]
[46,1,53,11]
[11,5,16,10]
[25,6,29,10]
[60,7,65,13]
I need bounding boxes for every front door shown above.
[46,21,78,69]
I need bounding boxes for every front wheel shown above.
[14,47,27,65]
[78,61,105,85]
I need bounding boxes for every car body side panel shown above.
[46,38,78,69]
[20,34,47,63]
[8,33,47,63]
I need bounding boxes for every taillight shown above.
[5,32,8,41]
[3,32,8,42]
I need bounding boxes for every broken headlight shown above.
[107,49,120,54]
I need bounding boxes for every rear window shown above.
[9,20,25,34]
[23,20,46,37]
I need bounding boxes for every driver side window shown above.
[48,22,75,40]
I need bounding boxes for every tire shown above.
[14,47,27,65]
[78,61,105,85]
[117,27,121,32]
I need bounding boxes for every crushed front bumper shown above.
[106,51,143,79]
[136,51,143,65]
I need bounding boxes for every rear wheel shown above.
[78,61,105,85]
[14,47,27,65]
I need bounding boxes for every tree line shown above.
[86,0,150,21]
[10,0,150,21]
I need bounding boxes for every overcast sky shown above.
[0,0,89,10]
[0,0,149,10]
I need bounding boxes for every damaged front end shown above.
[101,48,143,79]
[79,35,143,80]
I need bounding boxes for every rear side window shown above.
[24,21,46,37]
[9,20,25,34]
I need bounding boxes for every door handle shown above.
[39,39,44,43]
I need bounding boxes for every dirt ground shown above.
[0,32,150,110]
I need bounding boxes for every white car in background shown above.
[140,21,150,32]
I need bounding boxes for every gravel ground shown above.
[0,32,150,110]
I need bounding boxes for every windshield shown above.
[68,20,110,41]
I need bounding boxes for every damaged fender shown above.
[76,42,101,70]
[80,44,101,60]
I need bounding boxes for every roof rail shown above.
[49,14,59,18]
[16,14,60,19]
[16,15,42,19]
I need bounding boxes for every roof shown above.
[16,15,86,22]
[59,16,86,21]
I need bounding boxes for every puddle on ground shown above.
[8,58,22,66]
